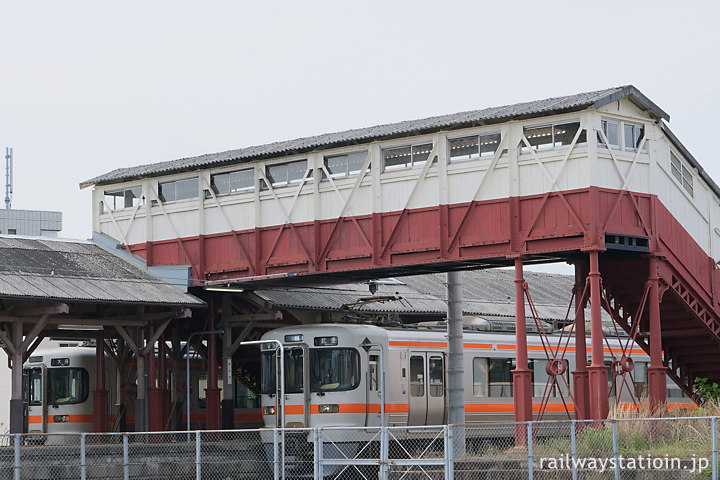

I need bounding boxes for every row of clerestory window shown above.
[101,120,609,212]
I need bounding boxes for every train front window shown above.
[310,348,359,392]
[285,349,304,394]
[260,349,305,395]
[48,368,89,405]
[261,352,276,394]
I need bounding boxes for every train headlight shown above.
[263,406,276,415]
[318,404,339,414]
[53,415,69,423]
[284,334,303,343]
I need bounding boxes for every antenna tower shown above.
[4,147,12,210]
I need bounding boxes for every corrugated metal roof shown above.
[0,236,204,306]
[252,269,584,322]
[80,85,668,188]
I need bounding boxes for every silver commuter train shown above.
[259,323,691,429]
[22,341,262,437]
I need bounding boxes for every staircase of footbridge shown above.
[82,86,720,420]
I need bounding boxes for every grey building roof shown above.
[80,85,668,188]
[252,268,581,322]
[0,236,204,306]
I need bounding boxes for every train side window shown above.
[604,361,617,397]
[488,358,513,397]
[472,358,488,397]
[633,361,648,397]
[369,354,379,391]
[234,381,259,409]
[428,356,443,397]
[531,359,569,398]
[197,375,223,409]
[667,383,686,398]
[410,355,425,397]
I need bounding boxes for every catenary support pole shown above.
[222,318,234,429]
[587,251,609,419]
[647,255,667,412]
[512,258,533,445]
[447,270,465,457]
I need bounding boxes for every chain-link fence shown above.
[0,418,717,479]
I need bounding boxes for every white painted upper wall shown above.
[92,99,720,261]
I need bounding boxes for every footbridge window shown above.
[598,119,647,152]
[263,159,308,188]
[103,186,142,212]
[383,142,434,171]
[521,121,585,152]
[599,119,620,148]
[624,123,646,151]
[158,177,199,203]
[209,168,254,196]
[323,150,369,178]
[449,132,501,162]
[670,152,694,197]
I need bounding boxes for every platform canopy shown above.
[0,235,203,343]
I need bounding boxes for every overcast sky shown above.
[1,1,718,249]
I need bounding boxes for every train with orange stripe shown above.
[258,323,691,429]
[22,342,262,437]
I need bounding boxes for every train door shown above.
[426,354,445,425]
[283,345,310,427]
[408,352,446,426]
[365,350,382,426]
[24,363,48,433]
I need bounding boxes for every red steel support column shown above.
[647,255,667,412]
[587,251,609,420]
[147,327,163,431]
[206,302,222,430]
[512,258,532,445]
[92,330,109,432]
[572,263,589,421]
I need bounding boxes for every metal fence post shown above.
[313,428,322,480]
[81,433,87,480]
[611,421,620,480]
[712,417,718,480]
[13,434,20,480]
[380,425,389,480]
[195,431,201,480]
[273,428,280,480]
[445,425,454,480]
[570,421,577,480]
[527,422,534,480]
[123,434,129,480]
